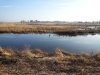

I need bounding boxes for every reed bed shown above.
[0,23,99,35]
[0,47,100,75]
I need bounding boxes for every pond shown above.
[0,33,100,54]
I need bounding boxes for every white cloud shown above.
[55,0,100,21]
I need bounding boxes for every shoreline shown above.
[0,48,100,75]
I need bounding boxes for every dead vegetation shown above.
[0,23,100,35]
[0,47,100,75]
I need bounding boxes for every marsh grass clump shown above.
[0,48,100,75]
[94,53,100,61]
[53,48,64,58]
[21,48,47,59]
[0,47,15,58]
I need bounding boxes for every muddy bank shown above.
[0,48,100,75]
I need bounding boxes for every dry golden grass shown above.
[0,47,100,75]
[0,47,15,58]
[0,23,99,37]
[0,23,89,34]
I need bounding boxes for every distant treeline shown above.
[20,20,100,25]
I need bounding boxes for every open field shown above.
[0,23,100,35]
[0,47,100,75]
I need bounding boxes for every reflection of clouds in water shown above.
[70,34,100,45]
[75,41,92,45]
[0,33,100,53]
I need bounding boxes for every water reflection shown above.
[0,33,100,54]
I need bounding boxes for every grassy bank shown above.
[0,23,100,35]
[0,47,100,75]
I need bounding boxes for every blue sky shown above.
[0,0,100,22]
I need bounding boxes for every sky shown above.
[0,0,100,22]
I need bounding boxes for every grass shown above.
[0,23,100,35]
[0,23,72,33]
[0,47,100,75]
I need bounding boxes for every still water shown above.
[0,33,100,53]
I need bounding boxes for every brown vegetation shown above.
[0,23,100,35]
[0,47,100,75]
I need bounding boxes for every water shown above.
[0,33,100,53]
